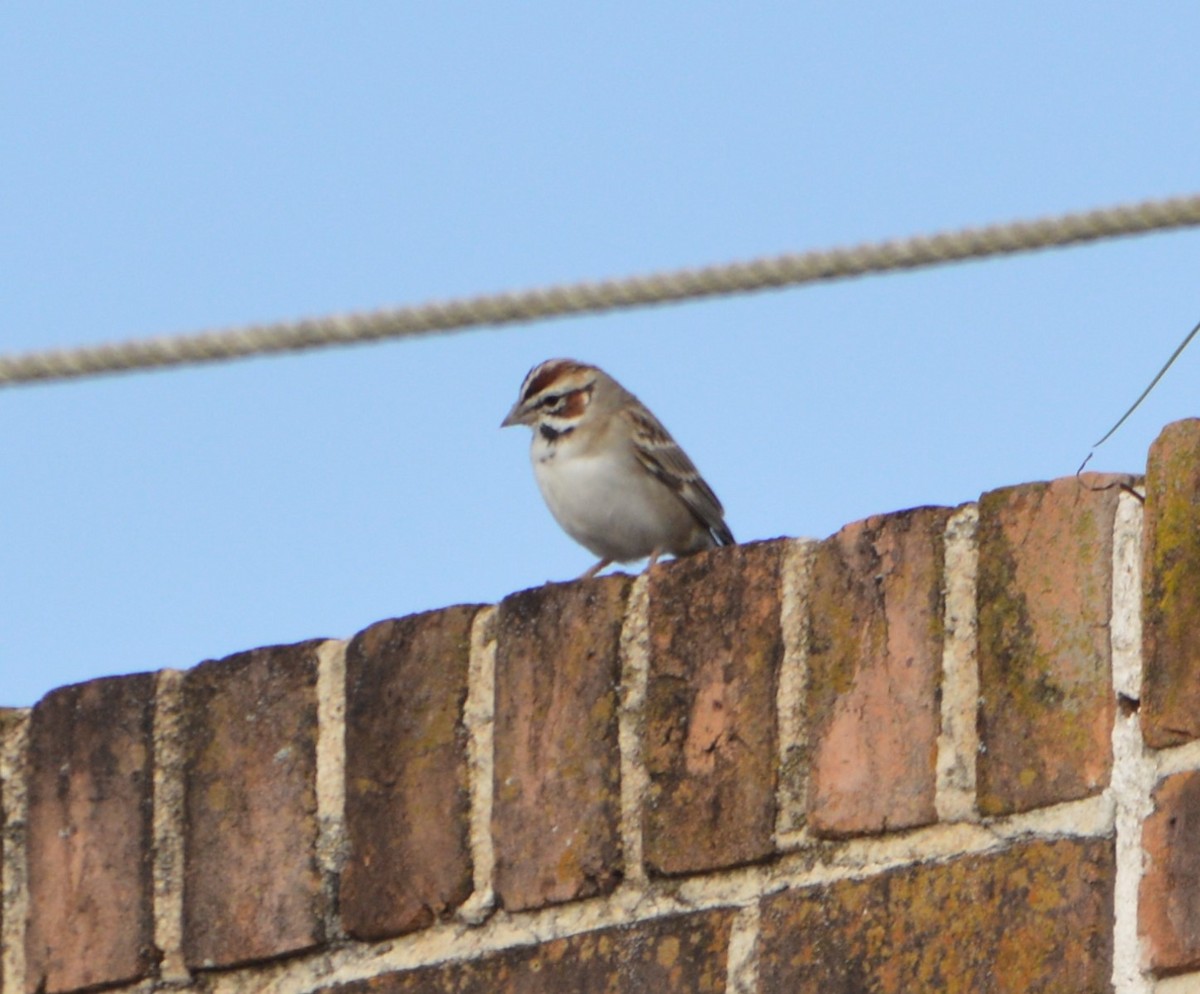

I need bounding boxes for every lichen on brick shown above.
[805,508,949,837]
[643,542,782,875]
[1142,419,1200,746]
[976,476,1124,815]
[492,577,629,910]
[759,837,1115,992]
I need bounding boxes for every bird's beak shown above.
[501,401,529,428]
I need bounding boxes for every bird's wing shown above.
[624,405,734,546]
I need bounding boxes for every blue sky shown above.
[4,5,1199,707]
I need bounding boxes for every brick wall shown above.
[3,420,1200,994]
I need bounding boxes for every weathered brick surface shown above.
[1140,770,1200,974]
[183,641,324,968]
[1142,419,1200,747]
[342,608,478,939]
[27,439,1200,994]
[644,542,782,876]
[493,578,630,911]
[322,910,732,994]
[806,507,950,837]
[24,676,156,994]
[760,837,1114,993]
[976,475,1128,815]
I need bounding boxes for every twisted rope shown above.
[5,193,1200,388]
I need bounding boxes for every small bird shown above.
[501,359,734,579]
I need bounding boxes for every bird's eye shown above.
[542,393,561,408]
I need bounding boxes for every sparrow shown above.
[502,359,734,579]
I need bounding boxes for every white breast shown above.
[530,433,698,562]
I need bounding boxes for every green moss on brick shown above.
[976,478,1121,816]
[1143,420,1200,746]
[759,838,1115,992]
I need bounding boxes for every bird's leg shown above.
[579,558,612,581]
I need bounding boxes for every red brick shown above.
[183,641,324,968]
[976,475,1129,815]
[24,676,156,993]
[644,542,782,876]
[342,608,478,939]
[320,910,732,994]
[759,837,1114,993]
[806,507,950,837]
[1142,419,1200,747]
[1140,770,1200,974]
[493,577,630,911]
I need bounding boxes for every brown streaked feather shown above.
[623,406,734,546]
[522,359,589,402]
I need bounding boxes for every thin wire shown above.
[1092,316,1200,448]
[4,192,1200,388]
[1076,313,1200,475]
